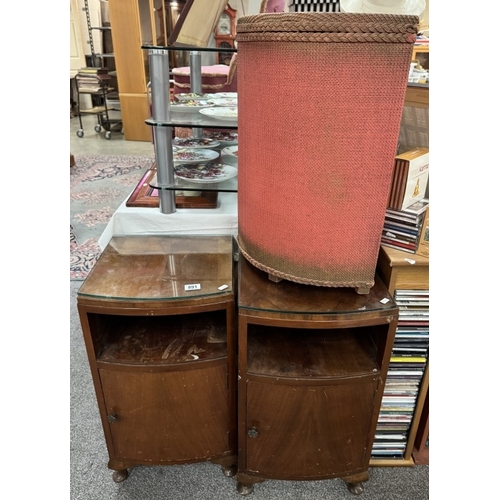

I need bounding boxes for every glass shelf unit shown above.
[142,44,238,214]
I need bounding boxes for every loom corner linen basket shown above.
[236,12,419,292]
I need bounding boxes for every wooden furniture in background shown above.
[404,83,429,109]
[371,245,429,466]
[214,5,236,65]
[107,0,150,141]
[400,83,429,155]
[107,0,199,141]
[236,256,399,495]
[77,235,238,481]
[412,44,429,70]
[412,388,429,465]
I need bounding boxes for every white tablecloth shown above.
[99,192,238,250]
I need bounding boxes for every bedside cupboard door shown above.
[99,365,230,462]
[244,379,379,479]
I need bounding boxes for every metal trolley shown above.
[74,72,121,140]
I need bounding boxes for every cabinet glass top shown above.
[78,235,234,301]
[238,257,396,315]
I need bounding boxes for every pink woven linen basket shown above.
[236,12,419,292]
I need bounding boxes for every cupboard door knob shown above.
[247,427,259,438]
[107,413,118,423]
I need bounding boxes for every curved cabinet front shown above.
[100,364,231,464]
[244,377,380,480]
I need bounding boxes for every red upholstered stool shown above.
[236,12,419,293]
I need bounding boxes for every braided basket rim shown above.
[237,12,420,33]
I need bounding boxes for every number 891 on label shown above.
[184,283,201,291]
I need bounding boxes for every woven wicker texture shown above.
[236,13,419,289]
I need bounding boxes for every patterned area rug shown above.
[70,155,154,280]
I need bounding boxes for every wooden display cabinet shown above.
[236,257,399,495]
[371,245,429,466]
[77,235,238,481]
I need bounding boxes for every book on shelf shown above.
[390,356,427,363]
[382,227,418,242]
[76,74,112,81]
[396,300,429,307]
[380,240,416,254]
[398,310,429,317]
[401,199,429,217]
[384,221,421,235]
[78,67,108,75]
[415,205,429,258]
[387,148,429,211]
[394,290,429,297]
[381,199,428,254]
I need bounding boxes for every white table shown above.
[99,192,238,250]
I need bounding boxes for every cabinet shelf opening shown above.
[88,310,228,365]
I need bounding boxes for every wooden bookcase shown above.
[371,245,429,466]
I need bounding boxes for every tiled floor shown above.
[70,114,155,157]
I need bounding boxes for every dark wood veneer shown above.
[236,256,398,495]
[77,235,237,481]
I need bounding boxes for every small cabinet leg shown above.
[236,473,265,496]
[343,471,368,495]
[237,482,254,496]
[112,469,129,483]
[222,463,237,477]
[210,455,237,477]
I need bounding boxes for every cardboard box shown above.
[415,206,429,258]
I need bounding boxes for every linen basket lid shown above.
[236,12,420,44]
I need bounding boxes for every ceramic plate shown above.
[174,162,238,183]
[174,93,219,101]
[222,145,238,158]
[202,130,238,146]
[213,92,237,99]
[207,98,238,107]
[172,148,219,164]
[172,137,220,149]
[199,107,238,121]
[170,100,211,112]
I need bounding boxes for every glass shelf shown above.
[149,171,238,193]
[142,44,237,53]
[146,113,237,129]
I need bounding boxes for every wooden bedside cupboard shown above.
[236,257,399,495]
[77,235,238,482]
